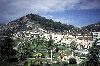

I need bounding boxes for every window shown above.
[93,35,98,37]
[94,33,98,34]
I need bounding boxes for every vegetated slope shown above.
[0,13,99,36]
[81,22,100,33]
[0,13,76,36]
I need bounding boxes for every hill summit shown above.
[0,13,77,36]
[0,13,100,36]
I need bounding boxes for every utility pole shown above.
[51,50,52,62]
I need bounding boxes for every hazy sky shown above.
[0,0,100,27]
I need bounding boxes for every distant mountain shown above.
[0,23,5,26]
[0,13,77,36]
[81,22,100,32]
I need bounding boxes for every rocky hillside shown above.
[0,13,100,36]
[0,13,77,36]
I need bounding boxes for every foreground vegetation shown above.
[0,36,100,66]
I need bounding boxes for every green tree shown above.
[86,39,100,66]
[47,36,54,50]
[46,35,56,62]
[32,36,46,51]
[70,41,77,50]
[70,41,77,57]
[0,36,16,64]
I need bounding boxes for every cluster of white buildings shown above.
[13,28,100,50]
[13,28,100,63]
[41,32,94,50]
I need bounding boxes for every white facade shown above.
[13,29,93,50]
[92,32,100,40]
[41,33,75,44]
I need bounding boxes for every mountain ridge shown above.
[0,13,100,36]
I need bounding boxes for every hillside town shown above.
[0,14,100,66]
[11,27,100,65]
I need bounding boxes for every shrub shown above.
[69,58,77,64]
[62,61,68,66]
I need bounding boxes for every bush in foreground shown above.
[69,58,77,64]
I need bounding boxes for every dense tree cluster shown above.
[85,39,100,66]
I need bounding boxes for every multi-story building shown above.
[92,32,100,41]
